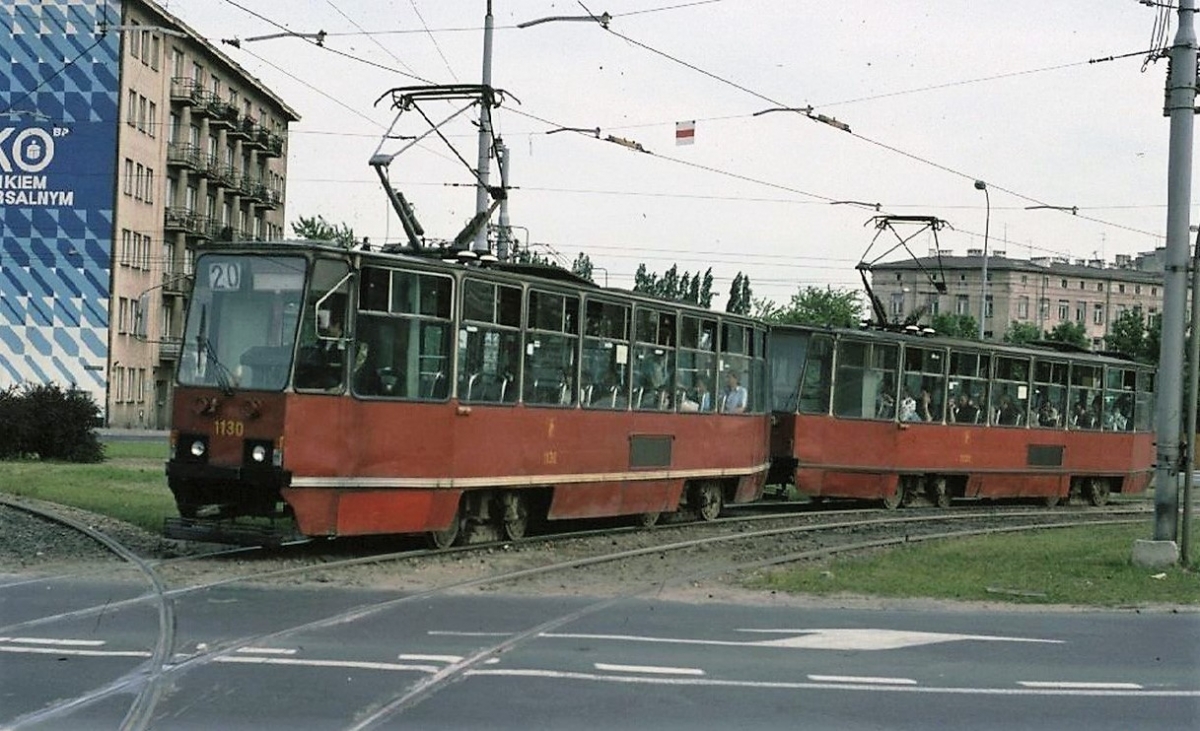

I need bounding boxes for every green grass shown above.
[748,522,1200,607]
[0,438,175,534]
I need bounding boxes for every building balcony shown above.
[169,77,205,106]
[161,271,194,296]
[164,208,210,239]
[258,129,284,158]
[159,336,183,361]
[209,163,237,189]
[206,99,240,129]
[166,143,203,170]
[229,115,256,141]
[251,185,281,210]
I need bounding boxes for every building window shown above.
[1135,285,1142,294]
[134,163,144,200]
[1061,278,1068,288]
[1075,302,1085,323]
[1096,282,1104,292]
[1119,284,1126,294]
[1093,304,1105,325]
[123,159,133,195]
[149,34,160,70]
[1151,287,1158,296]
[126,90,136,126]
[118,298,128,334]
[137,95,147,131]
[1039,298,1050,320]
[145,168,154,204]
[1018,296,1029,319]
[147,101,156,137]
[172,48,184,78]
[128,21,140,58]
[120,229,131,267]
[1058,300,1069,321]
[956,295,970,315]
[927,294,940,316]
[1079,280,1086,290]
[985,295,994,319]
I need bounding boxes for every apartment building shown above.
[869,250,1168,348]
[0,0,298,428]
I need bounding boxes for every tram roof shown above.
[768,322,1147,368]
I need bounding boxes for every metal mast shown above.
[473,0,496,253]
[1153,0,1196,544]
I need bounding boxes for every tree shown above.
[632,264,715,307]
[754,285,862,327]
[1003,321,1043,346]
[726,272,752,315]
[1046,321,1089,349]
[1105,306,1160,363]
[571,252,595,284]
[292,215,357,248]
[930,313,978,339]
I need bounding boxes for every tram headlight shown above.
[190,440,206,458]
[251,445,267,463]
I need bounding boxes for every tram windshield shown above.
[178,254,307,391]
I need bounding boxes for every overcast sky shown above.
[164,1,1188,305]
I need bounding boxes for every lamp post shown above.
[974,180,990,339]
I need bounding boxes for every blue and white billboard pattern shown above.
[1,0,120,403]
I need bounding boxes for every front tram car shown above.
[767,324,1156,508]
[167,240,771,545]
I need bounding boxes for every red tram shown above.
[166,240,770,545]
[766,324,1156,508]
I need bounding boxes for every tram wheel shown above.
[1086,478,1111,507]
[634,512,661,528]
[927,477,951,509]
[693,482,724,522]
[880,483,903,511]
[426,511,462,550]
[501,493,529,541]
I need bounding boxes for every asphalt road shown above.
[2,578,1196,730]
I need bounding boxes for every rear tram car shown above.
[166,240,770,545]
[767,324,1156,508]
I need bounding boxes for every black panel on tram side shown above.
[1027,444,1065,468]
[629,434,673,468]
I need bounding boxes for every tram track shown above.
[0,497,1153,729]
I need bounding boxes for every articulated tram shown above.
[166,240,770,545]
[165,239,1155,546]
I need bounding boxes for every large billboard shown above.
[0,0,120,407]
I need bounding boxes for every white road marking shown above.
[0,646,151,658]
[594,663,705,676]
[3,637,106,647]
[216,656,441,673]
[465,668,1199,697]
[236,647,297,655]
[735,629,1063,650]
[808,674,917,686]
[398,654,463,663]
[1019,681,1144,690]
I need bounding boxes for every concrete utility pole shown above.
[473,0,496,253]
[1141,0,1196,563]
[974,180,990,339]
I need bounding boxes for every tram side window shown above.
[632,307,676,411]
[456,279,521,404]
[749,327,768,413]
[1135,370,1155,431]
[524,290,580,407]
[990,356,1030,427]
[1103,367,1136,431]
[677,315,717,413]
[947,351,989,424]
[294,259,352,391]
[900,345,946,423]
[720,322,752,413]
[798,334,833,414]
[582,299,630,409]
[832,340,899,420]
[1068,364,1103,430]
[351,268,453,400]
[1032,360,1069,428]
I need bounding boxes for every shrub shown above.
[0,383,105,462]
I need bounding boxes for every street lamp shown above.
[974,180,990,339]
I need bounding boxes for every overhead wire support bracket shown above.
[754,105,852,133]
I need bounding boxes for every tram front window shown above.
[178,254,306,392]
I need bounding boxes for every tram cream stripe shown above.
[289,462,770,490]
